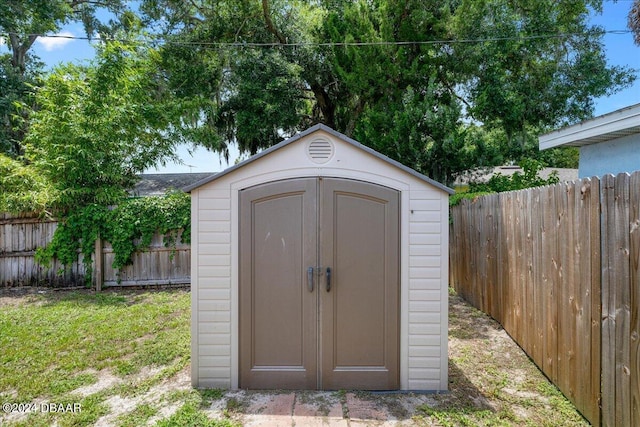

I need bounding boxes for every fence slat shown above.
[589,177,602,427]
[1,213,190,288]
[447,171,640,427]
[629,172,640,427]
[614,173,631,427]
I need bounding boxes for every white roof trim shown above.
[185,124,454,194]
[539,103,640,150]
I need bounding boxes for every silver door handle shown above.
[326,267,331,292]
[307,267,314,292]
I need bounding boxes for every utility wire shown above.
[0,29,633,49]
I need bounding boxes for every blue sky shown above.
[11,0,640,173]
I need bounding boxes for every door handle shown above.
[307,267,314,292]
[326,267,331,292]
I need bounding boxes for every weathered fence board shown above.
[450,173,629,426]
[629,172,640,427]
[0,213,84,286]
[450,171,640,426]
[0,213,190,288]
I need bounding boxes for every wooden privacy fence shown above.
[1,212,190,288]
[450,171,640,427]
[0,213,85,286]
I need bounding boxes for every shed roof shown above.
[131,173,213,197]
[539,103,640,150]
[185,124,454,194]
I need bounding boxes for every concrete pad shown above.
[292,391,346,426]
[349,421,400,427]
[345,393,391,422]
[248,392,296,416]
[326,401,344,418]
[244,414,292,426]
[322,418,349,427]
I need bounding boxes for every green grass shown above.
[0,289,235,427]
[0,291,188,401]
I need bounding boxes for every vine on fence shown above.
[36,191,191,284]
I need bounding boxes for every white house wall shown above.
[191,129,449,390]
[578,133,640,177]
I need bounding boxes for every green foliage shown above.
[450,158,561,206]
[103,192,191,271]
[0,1,129,157]
[450,0,634,138]
[449,190,495,207]
[36,192,191,284]
[470,158,561,193]
[23,38,184,212]
[631,0,640,45]
[0,153,56,213]
[0,54,41,157]
[136,0,631,185]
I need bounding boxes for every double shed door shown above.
[239,177,399,390]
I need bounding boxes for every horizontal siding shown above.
[409,356,441,368]
[195,187,233,387]
[408,379,441,390]
[200,345,231,355]
[409,367,441,380]
[408,346,441,357]
[407,191,445,390]
[192,147,449,390]
[409,290,441,300]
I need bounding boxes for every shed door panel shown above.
[239,177,399,390]
[239,178,318,389]
[320,178,399,390]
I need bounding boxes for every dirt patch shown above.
[92,365,191,427]
[70,370,122,397]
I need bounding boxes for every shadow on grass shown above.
[415,360,499,424]
[448,293,502,341]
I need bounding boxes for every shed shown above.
[539,103,640,178]
[186,124,453,391]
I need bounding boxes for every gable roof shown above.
[131,173,213,197]
[184,124,454,194]
[539,103,640,150]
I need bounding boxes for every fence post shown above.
[94,237,103,292]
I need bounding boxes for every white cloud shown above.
[36,31,75,51]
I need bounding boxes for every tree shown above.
[136,0,633,185]
[0,53,41,156]
[0,0,128,156]
[631,0,640,45]
[22,37,185,212]
[449,0,634,144]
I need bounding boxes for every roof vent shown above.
[307,138,334,164]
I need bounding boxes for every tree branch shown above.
[261,0,286,44]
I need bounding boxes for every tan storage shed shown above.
[187,125,453,391]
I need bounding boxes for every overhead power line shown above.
[0,29,633,49]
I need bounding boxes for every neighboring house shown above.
[131,173,213,197]
[539,103,640,178]
[453,165,578,188]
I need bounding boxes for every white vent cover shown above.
[307,138,334,164]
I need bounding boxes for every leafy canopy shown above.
[22,37,185,212]
[0,0,129,157]
[137,0,634,185]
